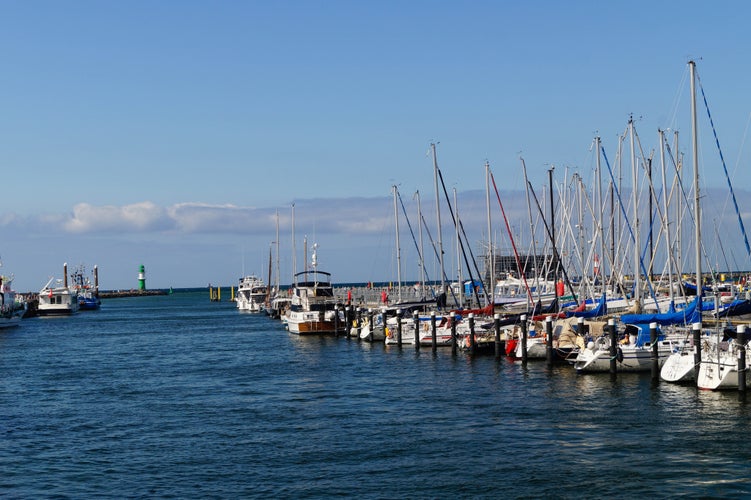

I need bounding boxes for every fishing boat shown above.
[236,274,267,312]
[283,245,345,335]
[70,265,101,310]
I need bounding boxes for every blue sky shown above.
[1,1,751,291]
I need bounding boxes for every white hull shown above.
[697,343,751,390]
[237,296,265,312]
[660,351,697,383]
[358,319,385,341]
[514,336,548,358]
[574,337,674,373]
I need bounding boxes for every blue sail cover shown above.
[627,323,663,347]
[620,296,702,326]
[716,299,751,318]
[566,292,607,319]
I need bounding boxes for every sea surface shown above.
[2,290,751,499]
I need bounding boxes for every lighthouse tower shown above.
[138,264,146,290]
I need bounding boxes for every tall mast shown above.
[431,143,445,292]
[690,60,702,303]
[659,129,675,306]
[548,167,557,306]
[415,190,426,298]
[454,187,463,308]
[630,117,640,304]
[674,131,683,278]
[393,184,402,303]
[595,136,605,283]
[275,209,280,293]
[521,157,538,310]
[485,161,494,308]
[291,203,297,285]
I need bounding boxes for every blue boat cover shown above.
[620,296,701,326]
[566,292,607,319]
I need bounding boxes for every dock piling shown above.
[356,308,363,341]
[608,318,617,376]
[450,312,457,356]
[413,310,420,350]
[469,313,476,356]
[650,322,659,382]
[367,309,374,342]
[494,313,501,359]
[545,316,553,367]
[430,311,437,352]
[345,306,352,337]
[739,325,747,394]
[396,309,402,347]
[693,322,702,386]
[521,314,528,363]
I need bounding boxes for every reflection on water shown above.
[1,292,751,497]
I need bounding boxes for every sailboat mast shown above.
[275,209,280,293]
[674,131,683,279]
[416,190,426,298]
[485,161,494,308]
[431,143,445,293]
[521,157,538,310]
[690,60,702,302]
[659,129,675,305]
[393,185,403,302]
[595,136,605,283]
[548,167,557,306]
[291,203,297,286]
[454,187,463,308]
[630,117,640,304]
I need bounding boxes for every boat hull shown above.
[697,347,751,390]
[660,351,697,383]
[285,310,344,335]
[574,340,674,373]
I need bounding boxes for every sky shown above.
[2,1,751,291]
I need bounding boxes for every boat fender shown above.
[616,347,624,363]
[423,322,429,331]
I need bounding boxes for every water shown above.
[2,291,751,498]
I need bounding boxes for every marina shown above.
[7,3,751,498]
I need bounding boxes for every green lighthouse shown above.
[138,264,146,290]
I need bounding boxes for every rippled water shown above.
[2,291,751,498]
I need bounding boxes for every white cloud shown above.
[64,202,174,233]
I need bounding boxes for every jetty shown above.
[99,289,168,298]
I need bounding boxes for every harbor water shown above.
[2,290,751,498]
